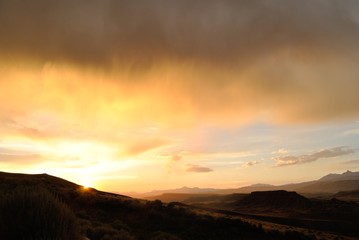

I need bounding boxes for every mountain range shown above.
[318,170,359,181]
[137,170,359,200]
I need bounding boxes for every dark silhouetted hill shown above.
[233,190,359,227]
[0,171,79,190]
[333,190,359,202]
[0,171,317,240]
[236,190,311,210]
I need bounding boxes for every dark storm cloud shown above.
[1,0,359,124]
[1,0,359,66]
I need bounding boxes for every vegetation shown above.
[0,172,320,240]
[74,195,317,240]
[0,186,80,240]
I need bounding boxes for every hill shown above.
[231,191,359,238]
[333,190,359,202]
[0,171,316,240]
[233,190,359,222]
[236,190,311,211]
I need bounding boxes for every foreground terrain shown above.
[0,171,322,240]
[1,171,358,239]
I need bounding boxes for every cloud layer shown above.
[1,0,359,65]
[1,0,359,128]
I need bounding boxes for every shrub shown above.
[150,231,182,240]
[86,225,135,240]
[0,186,80,240]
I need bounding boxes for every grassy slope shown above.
[0,171,316,240]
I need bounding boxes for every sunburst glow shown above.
[0,0,359,193]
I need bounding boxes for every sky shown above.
[0,0,359,193]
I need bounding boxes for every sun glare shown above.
[80,176,94,189]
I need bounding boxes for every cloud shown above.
[274,147,355,167]
[186,164,213,173]
[1,1,359,66]
[342,159,359,165]
[1,0,359,132]
[242,160,260,168]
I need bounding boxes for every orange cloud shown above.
[274,147,355,167]
[186,164,213,173]
[242,161,260,168]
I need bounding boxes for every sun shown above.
[80,176,94,190]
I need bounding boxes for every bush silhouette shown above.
[0,186,79,240]
[150,231,182,240]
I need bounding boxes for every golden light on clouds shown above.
[1,0,359,192]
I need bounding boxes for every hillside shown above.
[0,171,317,240]
[231,191,359,238]
[0,171,79,190]
[333,190,359,202]
[226,190,359,221]
[236,190,311,211]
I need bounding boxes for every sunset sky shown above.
[1,0,359,193]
